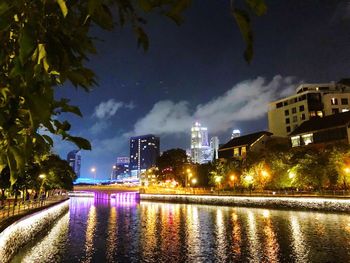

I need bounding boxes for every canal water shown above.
[11,196,350,263]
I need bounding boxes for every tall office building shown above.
[210,136,220,161]
[231,129,241,139]
[191,122,211,164]
[112,157,130,180]
[67,150,81,178]
[130,134,160,177]
[268,80,350,137]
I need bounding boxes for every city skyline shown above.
[54,1,350,178]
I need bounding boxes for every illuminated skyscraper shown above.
[191,122,210,164]
[67,150,81,178]
[231,129,241,139]
[130,134,160,177]
[210,136,220,161]
[112,157,130,180]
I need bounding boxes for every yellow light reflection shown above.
[187,205,201,259]
[16,212,70,262]
[290,214,308,262]
[246,211,260,262]
[262,210,279,262]
[106,206,117,261]
[83,205,97,263]
[215,208,228,262]
[231,212,241,257]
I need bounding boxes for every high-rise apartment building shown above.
[191,122,211,164]
[112,157,130,180]
[268,80,350,137]
[67,150,81,178]
[210,136,220,161]
[130,134,160,177]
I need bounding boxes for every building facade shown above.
[289,111,350,147]
[218,131,273,160]
[210,136,220,161]
[130,134,160,177]
[191,122,211,164]
[67,150,81,178]
[112,157,130,180]
[268,80,350,137]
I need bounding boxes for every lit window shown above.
[342,109,349,112]
[291,136,300,147]
[233,148,239,157]
[241,146,247,156]
[331,98,338,105]
[316,111,323,117]
[302,134,313,145]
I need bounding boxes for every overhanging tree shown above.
[0,0,266,184]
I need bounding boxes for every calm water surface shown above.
[12,196,350,263]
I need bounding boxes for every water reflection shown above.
[13,197,350,263]
[106,206,117,262]
[11,212,69,263]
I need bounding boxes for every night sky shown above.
[55,0,350,179]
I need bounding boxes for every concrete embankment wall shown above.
[140,194,350,212]
[0,199,69,263]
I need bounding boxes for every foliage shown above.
[0,0,265,184]
[215,144,350,191]
[156,148,187,184]
[210,159,241,188]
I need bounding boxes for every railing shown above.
[142,187,350,198]
[0,195,68,223]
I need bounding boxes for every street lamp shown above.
[261,170,269,178]
[191,178,197,186]
[91,167,96,184]
[230,174,235,189]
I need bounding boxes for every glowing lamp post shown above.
[191,178,197,186]
[91,167,96,184]
[230,174,235,190]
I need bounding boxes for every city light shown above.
[261,170,269,177]
[91,167,96,173]
[39,174,46,179]
[289,171,296,179]
[230,175,235,181]
[344,167,350,174]
[191,178,197,185]
[245,175,253,183]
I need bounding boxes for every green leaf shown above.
[55,99,83,117]
[67,136,91,150]
[138,0,152,12]
[232,8,253,63]
[42,135,54,147]
[245,0,267,16]
[88,0,101,15]
[0,2,9,16]
[19,26,36,65]
[135,27,149,51]
[56,0,68,17]
[91,4,113,30]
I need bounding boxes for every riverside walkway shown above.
[0,195,68,232]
